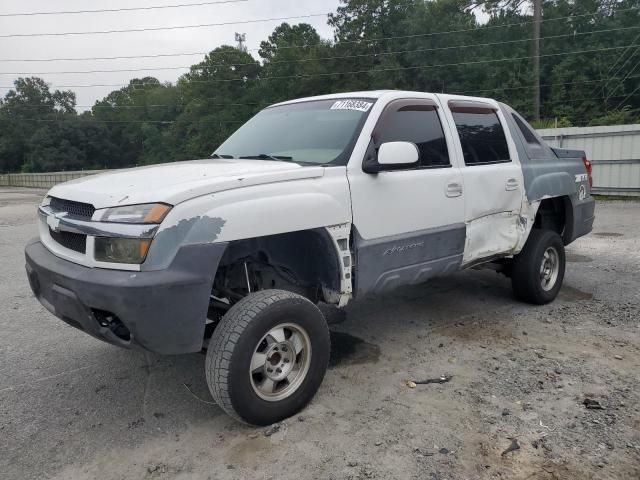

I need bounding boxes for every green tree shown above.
[257,23,336,102]
[1,0,638,173]
[91,77,179,167]
[22,116,118,172]
[0,77,77,172]
[171,46,261,159]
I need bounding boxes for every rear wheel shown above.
[512,229,565,304]
[205,289,330,425]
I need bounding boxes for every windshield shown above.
[214,98,375,165]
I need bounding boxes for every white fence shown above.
[537,124,640,196]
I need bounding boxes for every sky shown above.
[0,0,342,110]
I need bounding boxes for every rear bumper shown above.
[25,238,227,354]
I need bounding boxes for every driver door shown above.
[347,97,465,296]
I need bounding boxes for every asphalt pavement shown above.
[1,187,638,480]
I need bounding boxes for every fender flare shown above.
[526,172,577,203]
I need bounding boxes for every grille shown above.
[49,228,87,254]
[49,197,95,219]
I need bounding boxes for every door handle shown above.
[446,181,463,198]
[505,178,519,191]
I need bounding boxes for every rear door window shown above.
[449,104,511,166]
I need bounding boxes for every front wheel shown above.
[511,229,566,305]
[205,289,330,425]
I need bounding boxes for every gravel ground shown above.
[0,187,639,480]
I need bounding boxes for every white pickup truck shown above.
[25,90,595,425]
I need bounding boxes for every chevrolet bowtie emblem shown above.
[46,214,62,233]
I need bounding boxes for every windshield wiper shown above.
[210,153,234,159]
[239,153,321,166]
[239,153,293,162]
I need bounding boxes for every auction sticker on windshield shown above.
[330,100,373,112]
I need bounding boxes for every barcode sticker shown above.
[330,100,373,112]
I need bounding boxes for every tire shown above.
[205,289,330,425]
[511,229,565,305]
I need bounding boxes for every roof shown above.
[269,90,495,108]
[270,90,392,107]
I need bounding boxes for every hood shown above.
[48,159,325,209]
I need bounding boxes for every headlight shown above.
[95,237,151,264]
[100,203,171,224]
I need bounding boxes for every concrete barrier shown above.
[0,170,104,189]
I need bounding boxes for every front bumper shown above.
[25,238,227,354]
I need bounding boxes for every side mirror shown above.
[377,141,420,166]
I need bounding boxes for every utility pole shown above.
[235,33,247,52]
[533,0,541,121]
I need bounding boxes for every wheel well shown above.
[213,229,342,305]
[534,196,574,244]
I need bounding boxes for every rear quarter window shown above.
[510,111,556,159]
[513,114,540,145]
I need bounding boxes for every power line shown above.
[1,7,636,64]
[2,44,633,89]
[454,74,640,95]
[0,12,330,38]
[14,101,263,109]
[9,76,638,109]
[605,32,640,77]
[0,6,636,40]
[15,94,635,125]
[21,118,245,124]
[0,52,204,63]
[610,46,640,82]
[606,57,640,100]
[544,93,632,105]
[0,0,419,19]
[614,82,640,109]
[605,47,640,100]
[3,26,637,76]
[1,65,192,76]
[0,0,248,17]
[595,31,640,99]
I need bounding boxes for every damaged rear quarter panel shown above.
[499,103,595,245]
[500,103,583,203]
[524,167,580,202]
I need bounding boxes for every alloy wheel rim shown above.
[540,246,560,291]
[249,323,312,402]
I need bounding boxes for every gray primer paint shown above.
[143,215,226,271]
[500,104,595,245]
[500,103,583,201]
[499,103,595,243]
[354,223,466,297]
